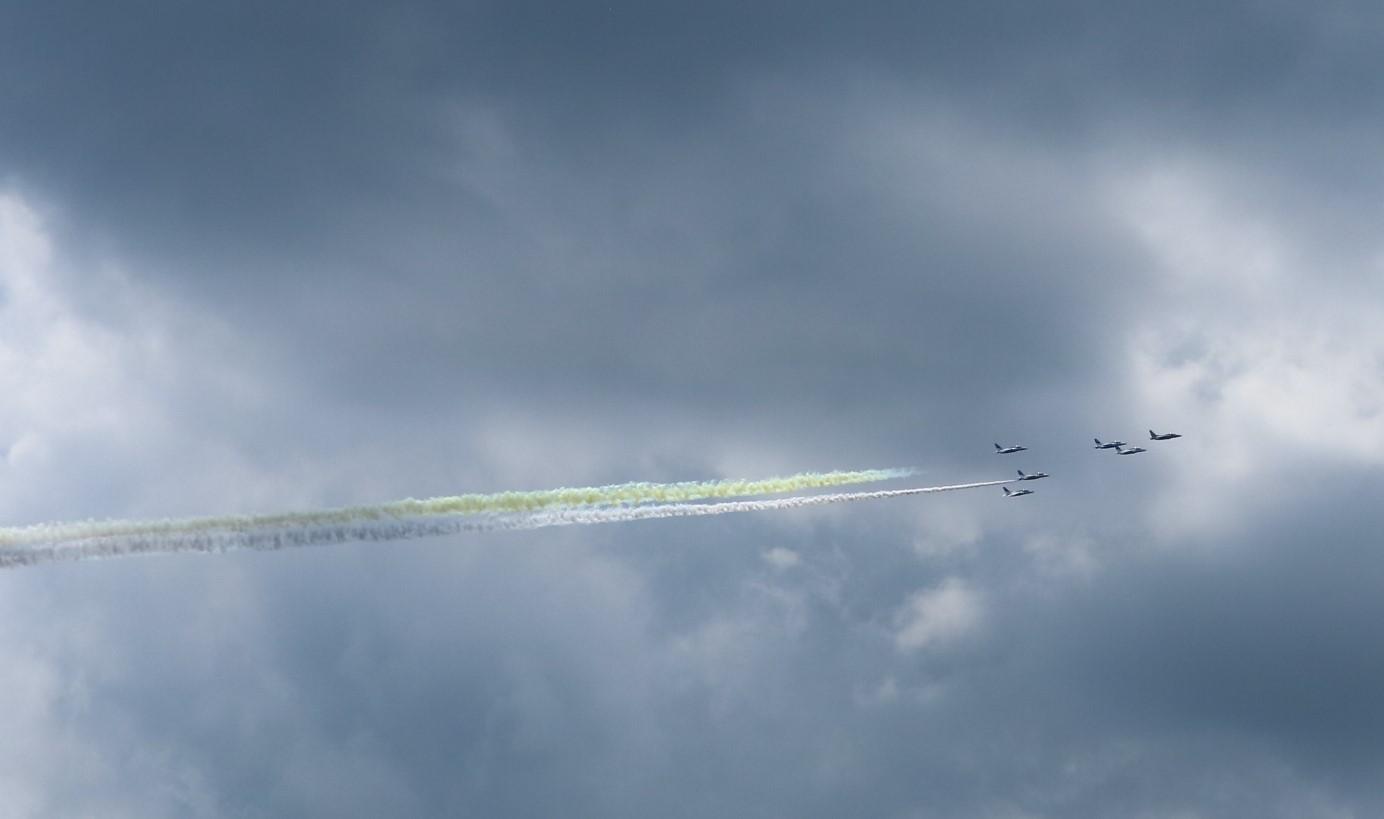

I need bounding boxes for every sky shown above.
[2,1,1383,816]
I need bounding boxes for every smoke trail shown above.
[0,479,1013,569]
[507,479,1016,529]
[0,467,914,550]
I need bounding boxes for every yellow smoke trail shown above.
[0,467,914,550]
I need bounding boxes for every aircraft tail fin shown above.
[1094,438,1101,445]
[1002,487,1012,496]
[1017,470,1025,478]
[1149,430,1157,439]
[994,443,1002,451]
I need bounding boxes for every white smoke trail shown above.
[0,478,1014,569]
[0,467,915,550]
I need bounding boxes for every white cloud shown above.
[1118,159,1289,295]
[1108,159,1384,538]
[911,505,983,558]
[1024,532,1099,580]
[762,546,800,570]
[0,193,166,521]
[0,190,380,525]
[1118,160,1384,457]
[894,577,983,653]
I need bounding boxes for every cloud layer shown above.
[2,2,1383,816]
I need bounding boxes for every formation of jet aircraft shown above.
[1095,429,1182,455]
[992,428,1181,501]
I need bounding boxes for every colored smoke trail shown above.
[0,467,915,551]
[507,479,1016,529]
[0,478,1013,569]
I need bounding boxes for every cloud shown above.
[0,192,163,522]
[2,2,1384,816]
[894,577,983,653]
[763,546,801,570]
[1103,156,1384,538]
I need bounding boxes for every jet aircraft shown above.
[1016,469,1048,481]
[1114,445,1147,455]
[1149,429,1183,441]
[1093,438,1125,449]
[1002,486,1034,498]
[994,443,1028,454]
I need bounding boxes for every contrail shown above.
[0,478,1013,569]
[0,467,915,551]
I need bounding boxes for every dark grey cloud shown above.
[6,0,1373,433]
[10,482,1384,818]
[1057,474,1384,768]
[2,1,1384,816]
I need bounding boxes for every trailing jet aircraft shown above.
[1002,486,1034,498]
[1149,429,1183,441]
[994,442,1028,454]
[1114,445,1147,455]
[1093,438,1125,449]
[1016,469,1048,481]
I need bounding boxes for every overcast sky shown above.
[2,2,1383,816]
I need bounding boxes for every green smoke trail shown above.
[0,467,914,549]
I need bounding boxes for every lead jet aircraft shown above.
[1002,486,1034,498]
[1016,469,1049,481]
[1114,445,1147,455]
[1093,438,1125,449]
[1149,429,1183,441]
[994,442,1028,454]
